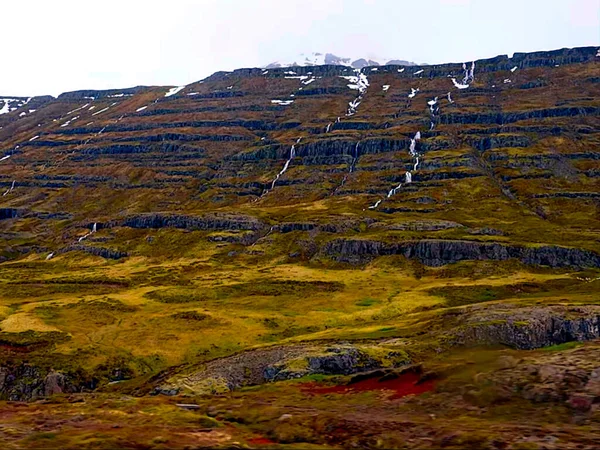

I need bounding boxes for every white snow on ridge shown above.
[136,106,148,112]
[451,78,469,89]
[271,99,294,106]
[67,103,89,115]
[265,52,419,70]
[0,98,30,115]
[29,135,39,142]
[165,86,185,97]
[382,85,390,92]
[60,116,79,127]
[0,155,11,162]
[428,97,438,113]
[0,100,12,115]
[408,87,420,98]
[510,66,518,72]
[413,69,424,75]
[339,72,369,94]
[91,106,110,116]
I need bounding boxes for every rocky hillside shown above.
[0,46,599,266]
[0,45,599,448]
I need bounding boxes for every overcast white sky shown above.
[3,0,599,97]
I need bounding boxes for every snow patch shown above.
[271,99,294,106]
[91,106,110,116]
[451,78,469,89]
[164,86,185,97]
[60,116,79,127]
[408,88,420,98]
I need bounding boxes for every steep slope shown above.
[0,46,598,263]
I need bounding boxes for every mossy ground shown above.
[0,237,597,379]
[1,343,599,449]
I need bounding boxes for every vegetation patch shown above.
[144,288,210,303]
[0,330,71,348]
[356,297,380,307]
[428,278,583,307]
[170,311,210,321]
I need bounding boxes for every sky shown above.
[3,0,599,97]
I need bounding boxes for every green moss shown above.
[541,341,582,352]
[355,297,379,307]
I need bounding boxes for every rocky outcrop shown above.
[0,365,95,401]
[322,238,600,268]
[56,86,147,100]
[153,344,409,396]
[456,305,600,349]
[59,245,128,260]
[468,134,531,151]
[0,208,21,220]
[374,220,465,232]
[99,213,265,232]
[438,106,599,126]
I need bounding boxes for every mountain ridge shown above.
[264,51,419,69]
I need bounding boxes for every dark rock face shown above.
[469,134,531,151]
[59,245,128,260]
[57,86,147,100]
[102,213,265,232]
[456,306,600,350]
[323,239,600,269]
[0,365,94,401]
[438,107,600,126]
[0,208,21,220]
[306,347,379,375]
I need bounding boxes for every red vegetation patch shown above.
[248,436,276,445]
[300,372,435,399]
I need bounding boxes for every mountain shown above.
[265,51,418,69]
[0,46,599,447]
